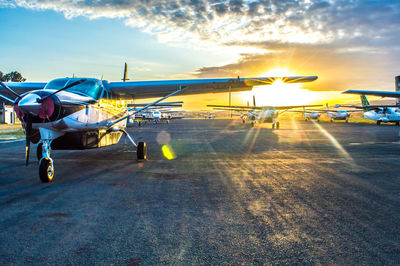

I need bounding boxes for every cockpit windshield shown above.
[44,78,103,100]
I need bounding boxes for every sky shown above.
[1,0,400,108]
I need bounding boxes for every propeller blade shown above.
[25,114,32,166]
[38,78,86,103]
[0,81,21,100]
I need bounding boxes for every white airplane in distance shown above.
[129,101,183,124]
[0,73,317,182]
[336,95,400,125]
[310,103,361,123]
[208,96,321,128]
[289,106,322,122]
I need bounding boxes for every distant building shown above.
[0,103,16,124]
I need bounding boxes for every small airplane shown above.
[128,101,183,124]
[336,95,400,125]
[306,103,361,123]
[0,73,317,182]
[208,95,321,128]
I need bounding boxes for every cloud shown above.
[8,0,400,47]
[5,0,400,91]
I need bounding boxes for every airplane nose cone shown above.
[18,93,42,116]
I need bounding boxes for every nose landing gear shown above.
[38,140,54,183]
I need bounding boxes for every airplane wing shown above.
[107,76,317,99]
[3,82,47,93]
[336,104,400,109]
[208,104,321,111]
[343,90,400,98]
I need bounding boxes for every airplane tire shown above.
[137,142,147,160]
[37,143,43,161]
[377,121,381,126]
[272,123,275,129]
[330,119,333,123]
[242,119,245,124]
[138,121,142,127]
[251,122,255,127]
[39,158,54,183]
[396,122,399,126]
[276,122,280,129]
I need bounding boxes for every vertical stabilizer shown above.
[395,76,400,105]
[360,94,370,112]
[122,62,129,82]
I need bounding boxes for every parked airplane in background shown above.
[208,96,321,128]
[0,74,317,182]
[336,95,400,125]
[309,104,361,123]
[289,106,322,122]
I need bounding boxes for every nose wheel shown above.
[39,158,54,183]
[38,140,54,182]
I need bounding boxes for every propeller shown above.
[25,114,32,166]
[0,80,21,100]
[38,78,86,103]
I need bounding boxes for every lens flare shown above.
[162,144,176,160]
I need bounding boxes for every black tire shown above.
[377,121,381,126]
[330,119,333,123]
[39,158,54,183]
[251,122,255,127]
[276,122,280,129]
[272,123,275,129]
[242,119,245,124]
[138,121,142,127]
[137,142,147,160]
[396,122,399,126]
[37,143,43,161]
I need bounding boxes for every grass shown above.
[0,124,25,140]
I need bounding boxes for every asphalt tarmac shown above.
[1,119,400,265]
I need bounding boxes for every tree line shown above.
[0,71,26,82]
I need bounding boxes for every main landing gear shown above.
[272,121,280,129]
[120,129,147,160]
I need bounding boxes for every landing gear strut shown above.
[38,140,54,183]
[120,129,147,160]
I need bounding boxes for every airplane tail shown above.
[395,76,400,105]
[122,62,129,82]
[360,94,370,112]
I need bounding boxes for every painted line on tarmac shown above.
[0,138,25,144]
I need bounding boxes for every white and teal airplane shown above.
[337,95,400,125]
[0,74,317,182]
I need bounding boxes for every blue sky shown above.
[0,6,237,82]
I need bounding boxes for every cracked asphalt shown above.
[1,119,400,264]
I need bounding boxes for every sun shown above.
[240,68,320,106]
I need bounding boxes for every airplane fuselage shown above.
[364,108,400,123]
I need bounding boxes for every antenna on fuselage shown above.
[122,62,129,82]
